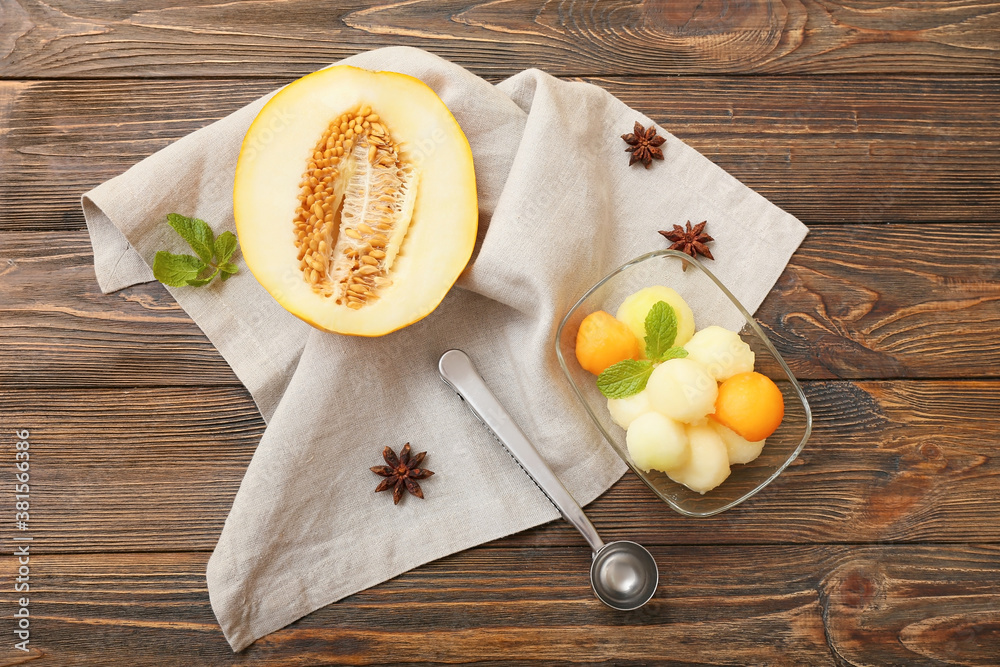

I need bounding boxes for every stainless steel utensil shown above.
[438,349,658,611]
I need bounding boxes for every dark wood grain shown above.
[758,225,1000,380]
[0,546,997,665]
[1,76,997,231]
[0,3,997,664]
[0,231,242,388]
[1,0,999,79]
[2,225,996,389]
[0,379,996,553]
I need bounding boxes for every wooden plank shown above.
[0,78,276,232]
[0,387,258,553]
[1,545,997,665]
[0,379,997,553]
[2,225,997,388]
[0,76,997,231]
[758,224,1000,380]
[0,231,241,388]
[1,0,998,79]
[609,76,1000,226]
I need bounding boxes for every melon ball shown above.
[710,420,766,465]
[646,358,718,423]
[667,423,731,494]
[607,390,653,430]
[682,325,755,382]
[714,371,785,442]
[615,286,696,351]
[626,412,690,473]
[575,310,641,375]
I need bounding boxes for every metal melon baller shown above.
[438,349,658,611]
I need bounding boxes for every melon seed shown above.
[292,104,414,303]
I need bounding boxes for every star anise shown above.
[621,121,666,169]
[659,220,714,269]
[371,443,434,505]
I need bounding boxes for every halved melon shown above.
[234,65,478,336]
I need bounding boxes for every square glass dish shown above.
[555,250,812,517]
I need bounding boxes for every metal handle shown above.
[438,349,604,554]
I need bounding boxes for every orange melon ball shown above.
[575,311,641,375]
[712,371,785,442]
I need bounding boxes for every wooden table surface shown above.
[2,1,999,665]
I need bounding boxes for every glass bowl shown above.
[555,250,812,517]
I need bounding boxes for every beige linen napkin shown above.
[82,47,807,651]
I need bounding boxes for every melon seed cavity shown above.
[293,106,418,309]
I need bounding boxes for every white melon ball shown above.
[607,390,653,430]
[682,325,755,382]
[646,357,718,423]
[667,423,731,494]
[710,420,766,465]
[626,412,690,473]
[615,286,696,349]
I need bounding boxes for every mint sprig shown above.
[597,359,654,399]
[153,214,239,287]
[596,299,690,399]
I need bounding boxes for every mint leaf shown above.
[214,231,238,264]
[597,360,654,399]
[218,262,238,281]
[644,301,678,361]
[187,267,220,287]
[156,214,240,287]
[659,347,688,361]
[168,213,215,264]
[153,252,206,287]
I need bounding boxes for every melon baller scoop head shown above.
[438,349,658,611]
